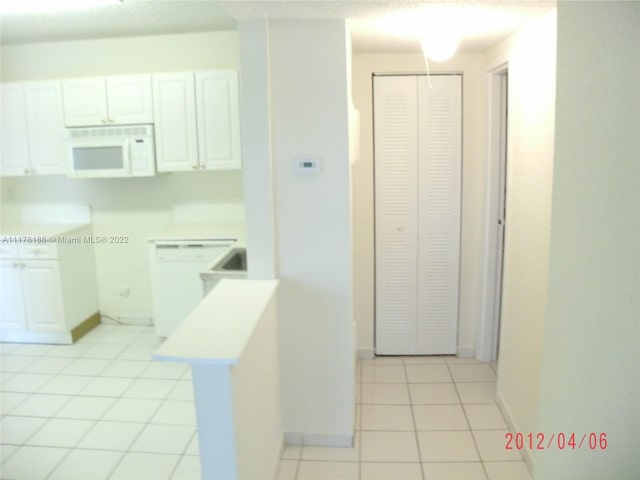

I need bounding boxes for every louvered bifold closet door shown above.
[374,75,419,355]
[416,75,461,354]
[374,74,461,355]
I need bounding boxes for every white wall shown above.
[1,31,239,81]
[485,11,557,467]
[0,31,244,320]
[232,287,283,480]
[269,20,355,442]
[351,53,486,357]
[535,2,639,478]
[238,21,277,280]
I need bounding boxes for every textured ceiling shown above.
[0,1,238,46]
[0,0,556,54]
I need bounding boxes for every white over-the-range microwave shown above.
[65,124,156,178]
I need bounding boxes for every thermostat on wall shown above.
[293,156,321,176]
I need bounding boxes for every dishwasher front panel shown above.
[150,240,233,337]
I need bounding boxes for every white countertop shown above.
[147,222,246,242]
[153,278,278,366]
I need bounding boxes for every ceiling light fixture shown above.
[421,26,458,62]
[0,0,121,15]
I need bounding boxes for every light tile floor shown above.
[1,324,199,480]
[1,324,530,480]
[277,356,531,480]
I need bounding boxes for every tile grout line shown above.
[92,348,179,478]
[403,357,427,480]
[83,329,167,480]
[446,360,490,480]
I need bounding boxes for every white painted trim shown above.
[477,63,508,362]
[285,432,355,448]
[456,346,475,358]
[357,349,375,359]
[0,330,73,344]
[495,391,534,476]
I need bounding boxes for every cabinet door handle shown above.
[191,163,198,169]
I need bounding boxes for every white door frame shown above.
[476,63,509,362]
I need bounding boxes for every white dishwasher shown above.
[149,240,233,337]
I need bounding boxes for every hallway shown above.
[278,355,529,479]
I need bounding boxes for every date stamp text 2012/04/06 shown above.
[506,432,608,451]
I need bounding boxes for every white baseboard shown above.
[0,330,72,345]
[456,346,475,358]
[284,432,354,448]
[357,349,375,359]
[495,391,534,475]
[359,348,476,359]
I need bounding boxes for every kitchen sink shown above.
[201,247,247,295]
[218,248,247,271]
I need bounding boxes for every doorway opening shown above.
[477,66,509,362]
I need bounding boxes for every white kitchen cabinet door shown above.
[195,71,242,170]
[374,74,461,355]
[22,260,66,333]
[0,261,28,332]
[24,81,66,175]
[1,82,65,176]
[1,84,30,176]
[107,75,153,125]
[63,75,152,126]
[62,77,108,126]
[153,72,199,172]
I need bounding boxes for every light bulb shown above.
[421,28,458,62]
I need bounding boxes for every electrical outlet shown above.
[118,287,130,298]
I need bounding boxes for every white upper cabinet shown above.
[153,72,199,172]
[24,82,67,175]
[107,76,154,125]
[1,81,66,176]
[153,70,242,172]
[63,75,153,126]
[62,77,107,127]
[1,84,30,175]
[195,71,242,170]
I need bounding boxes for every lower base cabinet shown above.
[0,225,100,344]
